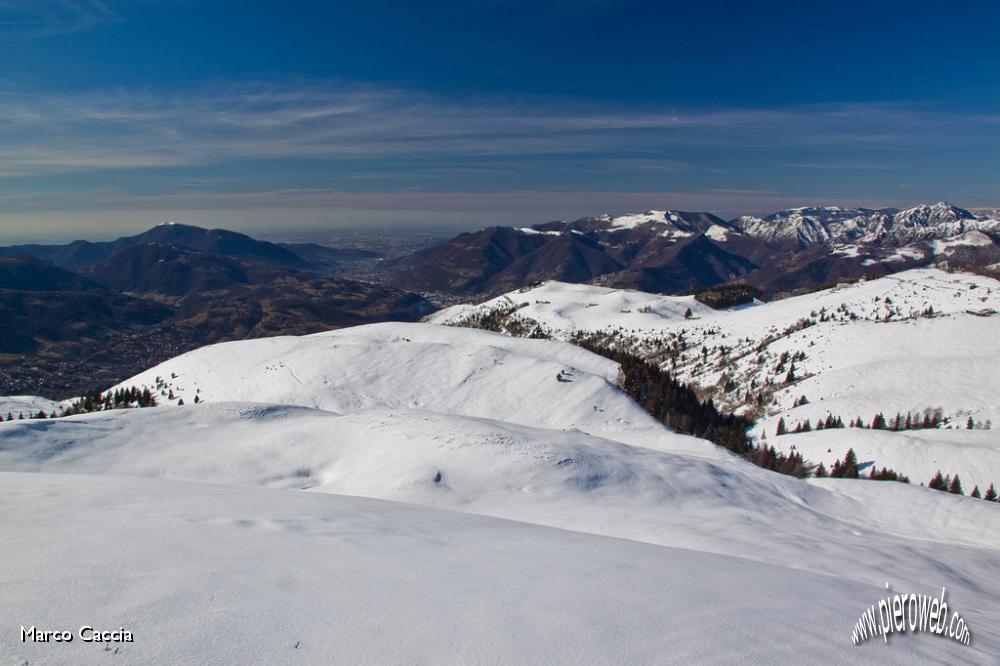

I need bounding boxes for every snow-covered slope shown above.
[4,401,1000,661]
[769,428,1000,494]
[429,280,717,333]
[0,394,63,419]
[7,401,999,552]
[5,301,1000,662]
[107,322,695,453]
[7,471,977,666]
[433,268,1000,486]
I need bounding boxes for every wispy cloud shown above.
[0,0,118,38]
[780,161,899,171]
[0,82,996,178]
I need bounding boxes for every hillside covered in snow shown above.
[3,311,1000,663]
[432,268,1000,489]
[7,471,981,665]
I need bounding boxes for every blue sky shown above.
[0,0,998,241]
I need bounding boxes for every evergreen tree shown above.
[948,474,964,495]
[985,483,998,502]
[684,308,693,319]
[928,471,946,491]
[572,338,752,455]
[842,448,859,478]
[776,417,787,436]
[814,462,827,478]
[867,467,909,483]
[967,417,975,430]
[970,486,981,499]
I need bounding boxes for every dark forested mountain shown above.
[598,235,758,294]
[169,275,434,340]
[3,240,117,271]
[1,223,308,271]
[0,253,103,292]
[490,232,623,291]
[83,244,254,296]
[132,223,316,269]
[384,210,759,297]
[385,226,553,293]
[0,289,172,355]
[1,223,389,281]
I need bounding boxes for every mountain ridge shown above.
[0,222,384,273]
[384,201,1000,298]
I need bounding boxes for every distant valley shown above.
[0,224,433,397]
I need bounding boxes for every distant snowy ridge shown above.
[518,201,1000,248]
[734,201,1000,247]
[538,208,738,241]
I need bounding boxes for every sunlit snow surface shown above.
[433,268,1000,486]
[3,275,1000,663]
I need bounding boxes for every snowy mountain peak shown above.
[609,209,681,230]
[892,201,974,225]
[599,209,736,239]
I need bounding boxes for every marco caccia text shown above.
[21,625,134,643]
